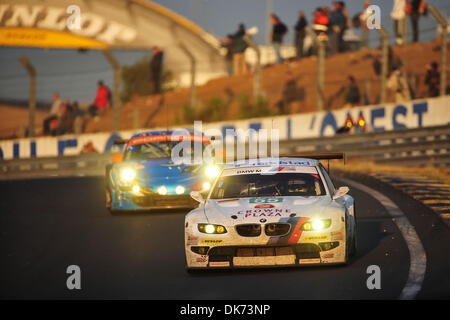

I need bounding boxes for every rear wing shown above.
[230,153,345,162]
[282,153,345,162]
[229,153,345,173]
[282,153,346,170]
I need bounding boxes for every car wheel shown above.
[350,223,357,258]
[106,189,112,208]
[344,217,351,264]
[106,189,118,214]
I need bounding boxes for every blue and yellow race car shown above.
[105,130,221,212]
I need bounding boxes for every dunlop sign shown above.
[0,3,137,48]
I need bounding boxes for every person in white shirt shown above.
[387,65,411,102]
[43,93,61,135]
[391,0,406,45]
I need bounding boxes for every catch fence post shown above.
[19,56,36,137]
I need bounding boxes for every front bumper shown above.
[112,190,198,210]
[185,226,346,268]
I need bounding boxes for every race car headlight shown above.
[175,185,185,195]
[205,165,220,178]
[198,223,227,234]
[312,219,325,230]
[157,186,168,195]
[301,219,331,231]
[120,168,136,181]
[202,181,211,191]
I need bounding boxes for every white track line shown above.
[339,177,427,300]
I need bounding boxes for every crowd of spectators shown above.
[220,0,430,74]
[219,1,354,74]
[39,0,439,137]
[42,80,111,136]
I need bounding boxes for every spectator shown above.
[231,24,249,75]
[72,101,85,119]
[294,11,308,59]
[407,0,427,43]
[232,23,246,38]
[321,6,331,18]
[312,8,329,36]
[310,8,329,56]
[150,46,164,93]
[72,101,87,134]
[338,2,351,51]
[81,141,98,154]
[220,34,234,76]
[329,2,347,54]
[391,0,406,45]
[88,81,109,118]
[425,61,440,97]
[57,98,74,135]
[339,1,352,29]
[359,1,372,46]
[276,71,298,114]
[387,65,411,102]
[43,93,61,135]
[270,14,288,64]
[343,76,360,107]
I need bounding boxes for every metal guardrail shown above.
[0,125,449,180]
[280,125,450,168]
[0,153,113,180]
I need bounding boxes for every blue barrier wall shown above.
[1,96,448,160]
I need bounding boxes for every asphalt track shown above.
[1,171,449,299]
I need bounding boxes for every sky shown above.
[0,0,449,105]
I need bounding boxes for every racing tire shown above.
[344,217,352,265]
[349,228,357,258]
[350,204,357,257]
[106,189,117,214]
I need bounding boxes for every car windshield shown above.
[210,172,326,199]
[123,141,207,161]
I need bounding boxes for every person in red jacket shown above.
[313,7,330,35]
[88,80,110,117]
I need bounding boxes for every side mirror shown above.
[112,154,123,163]
[333,186,349,200]
[190,191,205,204]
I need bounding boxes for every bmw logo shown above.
[260,218,267,223]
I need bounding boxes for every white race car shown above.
[184,155,357,270]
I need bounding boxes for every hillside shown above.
[1,40,448,138]
[84,40,448,133]
[0,105,47,139]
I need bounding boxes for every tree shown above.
[237,94,272,119]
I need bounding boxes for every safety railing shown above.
[280,124,450,167]
[0,125,449,180]
[0,152,113,180]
